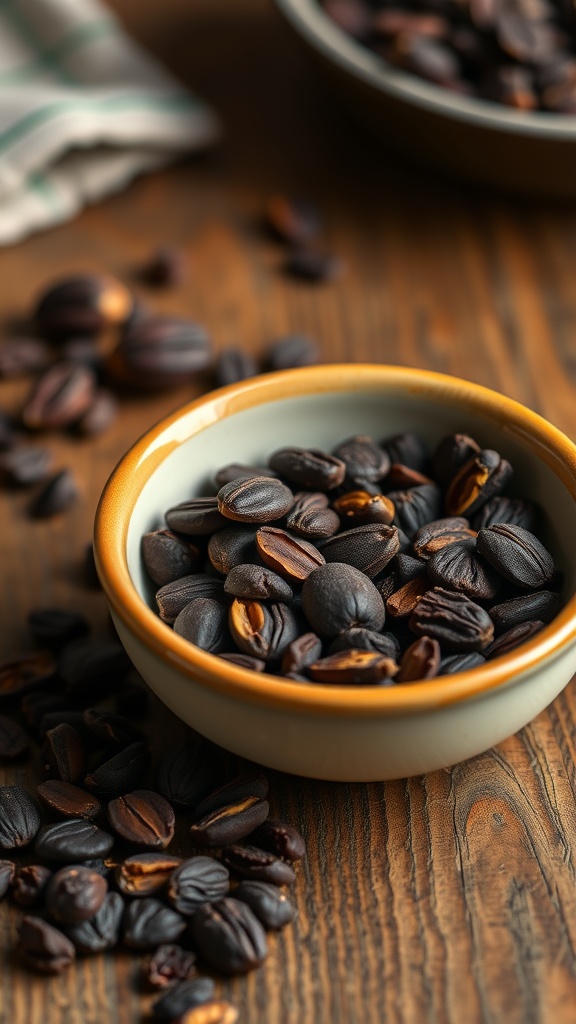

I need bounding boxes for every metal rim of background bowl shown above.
[274,0,576,139]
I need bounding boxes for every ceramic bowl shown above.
[94,365,576,782]
[274,0,576,195]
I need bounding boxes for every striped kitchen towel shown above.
[0,0,220,245]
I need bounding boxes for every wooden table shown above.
[2,1,576,1021]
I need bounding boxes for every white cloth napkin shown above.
[0,0,220,244]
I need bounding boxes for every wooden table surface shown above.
[2,1,576,1022]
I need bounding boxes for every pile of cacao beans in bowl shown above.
[94,364,576,782]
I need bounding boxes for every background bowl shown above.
[274,0,576,196]
[94,365,576,782]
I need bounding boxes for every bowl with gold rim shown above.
[94,364,576,781]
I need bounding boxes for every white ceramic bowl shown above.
[94,365,576,781]
[274,0,576,194]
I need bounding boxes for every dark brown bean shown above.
[269,446,346,491]
[35,818,114,862]
[13,865,52,907]
[28,468,78,518]
[476,524,555,588]
[471,496,538,532]
[123,897,187,950]
[386,576,430,618]
[386,464,434,489]
[302,562,385,637]
[189,797,269,847]
[234,880,296,930]
[445,450,513,517]
[106,316,211,391]
[409,587,494,651]
[427,538,502,601]
[328,628,399,659]
[489,590,562,635]
[383,432,429,471]
[17,915,75,973]
[108,790,175,849]
[156,575,226,625]
[0,786,41,849]
[166,497,227,536]
[412,516,475,560]
[220,845,296,885]
[66,891,124,953]
[142,530,201,587]
[224,564,294,602]
[174,597,231,653]
[168,857,230,914]
[152,978,216,1021]
[256,526,325,582]
[35,274,133,340]
[116,853,182,897]
[281,633,323,675]
[332,435,391,488]
[217,476,294,524]
[309,650,399,685]
[156,741,217,808]
[321,523,400,578]
[84,742,150,795]
[432,433,480,486]
[22,361,96,429]
[42,724,85,783]
[285,493,341,539]
[387,484,442,538]
[484,620,546,660]
[439,652,486,674]
[0,715,30,759]
[37,781,101,820]
[147,944,197,989]
[247,819,306,861]
[194,773,269,819]
[332,490,396,527]
[396,636,441,682]
[208,526,259,575]
[229,599,299,661]
[190,898,267,975]
[45,865,107,924]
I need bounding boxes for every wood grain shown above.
[1,0,576,1021]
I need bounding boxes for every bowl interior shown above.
[127,382,576,625]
